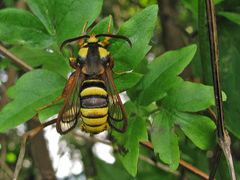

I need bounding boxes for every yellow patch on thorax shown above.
[87,35,98,43]
[78,47,88,58]
[80,87,107,97]
[98,47,109,59]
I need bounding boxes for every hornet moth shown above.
[41,21,131,134]
[13,18,131,179]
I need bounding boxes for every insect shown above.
[13,20,131,179]
[35,21,131,134]
[55,32,131,134]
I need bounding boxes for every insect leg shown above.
[102,15,113,46]
[13,119,57,180]
[78,22,88,47]
[113,70,132,75]
[107,15,113,33]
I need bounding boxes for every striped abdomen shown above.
[80,79,109,133]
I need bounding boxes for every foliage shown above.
[0,0,238,179]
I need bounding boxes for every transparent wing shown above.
[56,68,84,134]
[103,67,128,132]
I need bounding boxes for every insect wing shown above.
[57,69,83,134]
[104,68,128,132]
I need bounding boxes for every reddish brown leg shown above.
[102,15,113,46]
[78,22,88,47]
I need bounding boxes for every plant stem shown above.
[140,141,210,180]
[0,44,33,72]
[205,0,236,179]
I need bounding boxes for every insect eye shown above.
[77,56,86,65]
[102,56,110,65]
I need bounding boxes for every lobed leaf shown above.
[162,81,226,112]
[114,72,143,93]
[174,112,216,149]
[138,44,197,105]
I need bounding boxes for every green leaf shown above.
[0,70,65,132]
[181,0,198,18]
[90,16,114,34]
[0,8,53,47]
[214,0,224,5]
[151,110,180,170]
[114,72,143,92]
[162,81,226,112]
[27,0,55,35]
[218,11,240,26]
[38,102,63,121]
[219,20,240,138]
[113,102,148,176]
[110,5,158,71]
[50,0,103,44]
[138,44,197,105]
[95,157,175,180]
[11,46,70,77]
[95,159,131,180]
[118,116,148,176]
[174,112,216,149]
[198,0,212,84]
[182,0,222,19]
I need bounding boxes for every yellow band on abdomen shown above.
[80,87,107,97]
[81,122,109,134]
[82,115,108,126]
[81,107,108,117]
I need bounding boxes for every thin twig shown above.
[0,135,14,179]
[208,108,217,122]
[140,141,209,180]
[179,160,209,180]
[205,0,236,179]
[0,162,13,179]
[205,0,224,139]
[209,146,222,180]
[13,119,57,180]
[0,134,7,164]
[0,44,33,72]
[139,154,180,176]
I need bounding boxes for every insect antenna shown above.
[95,34,132,47]
[60,35,90,52]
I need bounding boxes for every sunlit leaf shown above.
[138,44,197,105]
[110,5,158,71]
[0,70,65,132]
[0,8,53,47]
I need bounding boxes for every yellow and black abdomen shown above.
[80,79,109,133]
